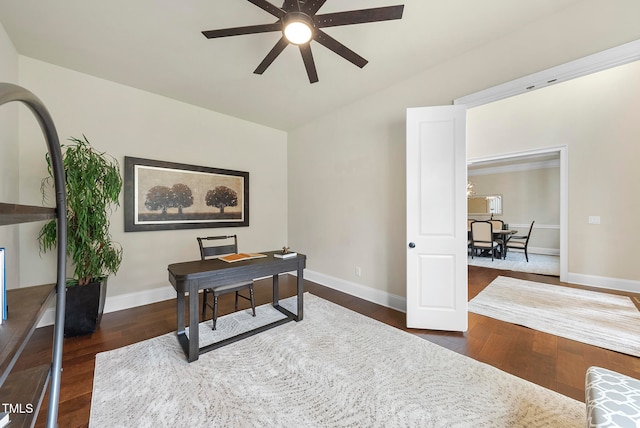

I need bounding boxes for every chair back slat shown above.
[489,220,504,232]
[471,221,493,243]
[197,235,239,260]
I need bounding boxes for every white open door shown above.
[406,105,468,331]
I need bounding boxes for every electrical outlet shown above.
[588,216,601,225]
[355,266,362,277]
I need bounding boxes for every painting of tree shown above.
[205,186,238,213]
[145,185,173,214]
[171,183,194,214]
[144,183,194,216]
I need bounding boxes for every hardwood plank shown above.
[21,267,640,427]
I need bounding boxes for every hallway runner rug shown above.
[90,294,583,427]
[469,276,640,357]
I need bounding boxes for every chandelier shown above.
[467,181,475,197]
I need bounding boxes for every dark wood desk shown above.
[168,251,306,362]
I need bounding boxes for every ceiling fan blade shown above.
[314,30,368,68]
[302,0,328,15]
[247,0,286,18]
[315,5,404,28]
[202,22,282,39]
[299,44,319,83]
[254,37,289,75]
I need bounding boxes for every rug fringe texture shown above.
[90,293,584,427]
[469,276,640,357]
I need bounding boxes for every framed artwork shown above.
[124,157,249,232]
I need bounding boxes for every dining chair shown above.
[489,219,505,256]
[504,221,535,262]
[467,219,476,255]
[197,235,256,330]
[470,221,500,261]
[489,219,504,232]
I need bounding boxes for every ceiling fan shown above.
[202,0,404,83]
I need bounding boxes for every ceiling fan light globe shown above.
[284,21,312,45]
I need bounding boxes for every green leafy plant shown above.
[39,135,123,286]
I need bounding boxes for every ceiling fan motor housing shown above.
[282,12,315,44]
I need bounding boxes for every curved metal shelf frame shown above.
[0,82,67,428]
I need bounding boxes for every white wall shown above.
[5,0,640,316]
[16,57,288,306]
[0,21,20,289]
[468,60,640,285]
[288,0,640,308]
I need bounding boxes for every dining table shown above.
[493,229,518,258]
[467,221,518,259]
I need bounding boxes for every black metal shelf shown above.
[0,203,56,226]
[0,364,50,427]
[1,82,67,428]
[0,285,56,385]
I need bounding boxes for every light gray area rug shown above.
[469,276,640,357]
[184,299,290,345]
[90,294,584,427]
[468,252,560,276]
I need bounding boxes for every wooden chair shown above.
[504,221,535,262]
[489,219,504,232]
[197,235,256,330]
[467,219,476,255]
[470,221,500,261]
[489,219,505,256]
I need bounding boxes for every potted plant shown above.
[39,135,123,336]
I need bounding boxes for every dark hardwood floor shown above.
[17,266,640,427]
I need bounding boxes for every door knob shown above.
[408,242,416,248]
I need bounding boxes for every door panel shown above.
[406,105,467,331]
[419,120,456,236]
[418,255,455,308]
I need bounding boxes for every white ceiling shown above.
[0,0,581,131]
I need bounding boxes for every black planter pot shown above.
[64,279,107,337]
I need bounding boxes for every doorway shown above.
[466,148,566,280]
[453,41,640,284]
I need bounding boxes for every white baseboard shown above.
[37,268,638,329]
[38,270,408,328]
[303,269,407,313]
[527,246,560,256]
[304,268,639,315]
[566,272,640,294]
[37,284,176,328]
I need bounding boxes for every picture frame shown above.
[124,157,249,232]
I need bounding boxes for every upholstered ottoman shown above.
[586,366,640,427]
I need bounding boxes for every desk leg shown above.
[177,291,186,334]
[188,289,200,362]
[176,291,197,362]
[272,274,279,306]
[297,265,304,321]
